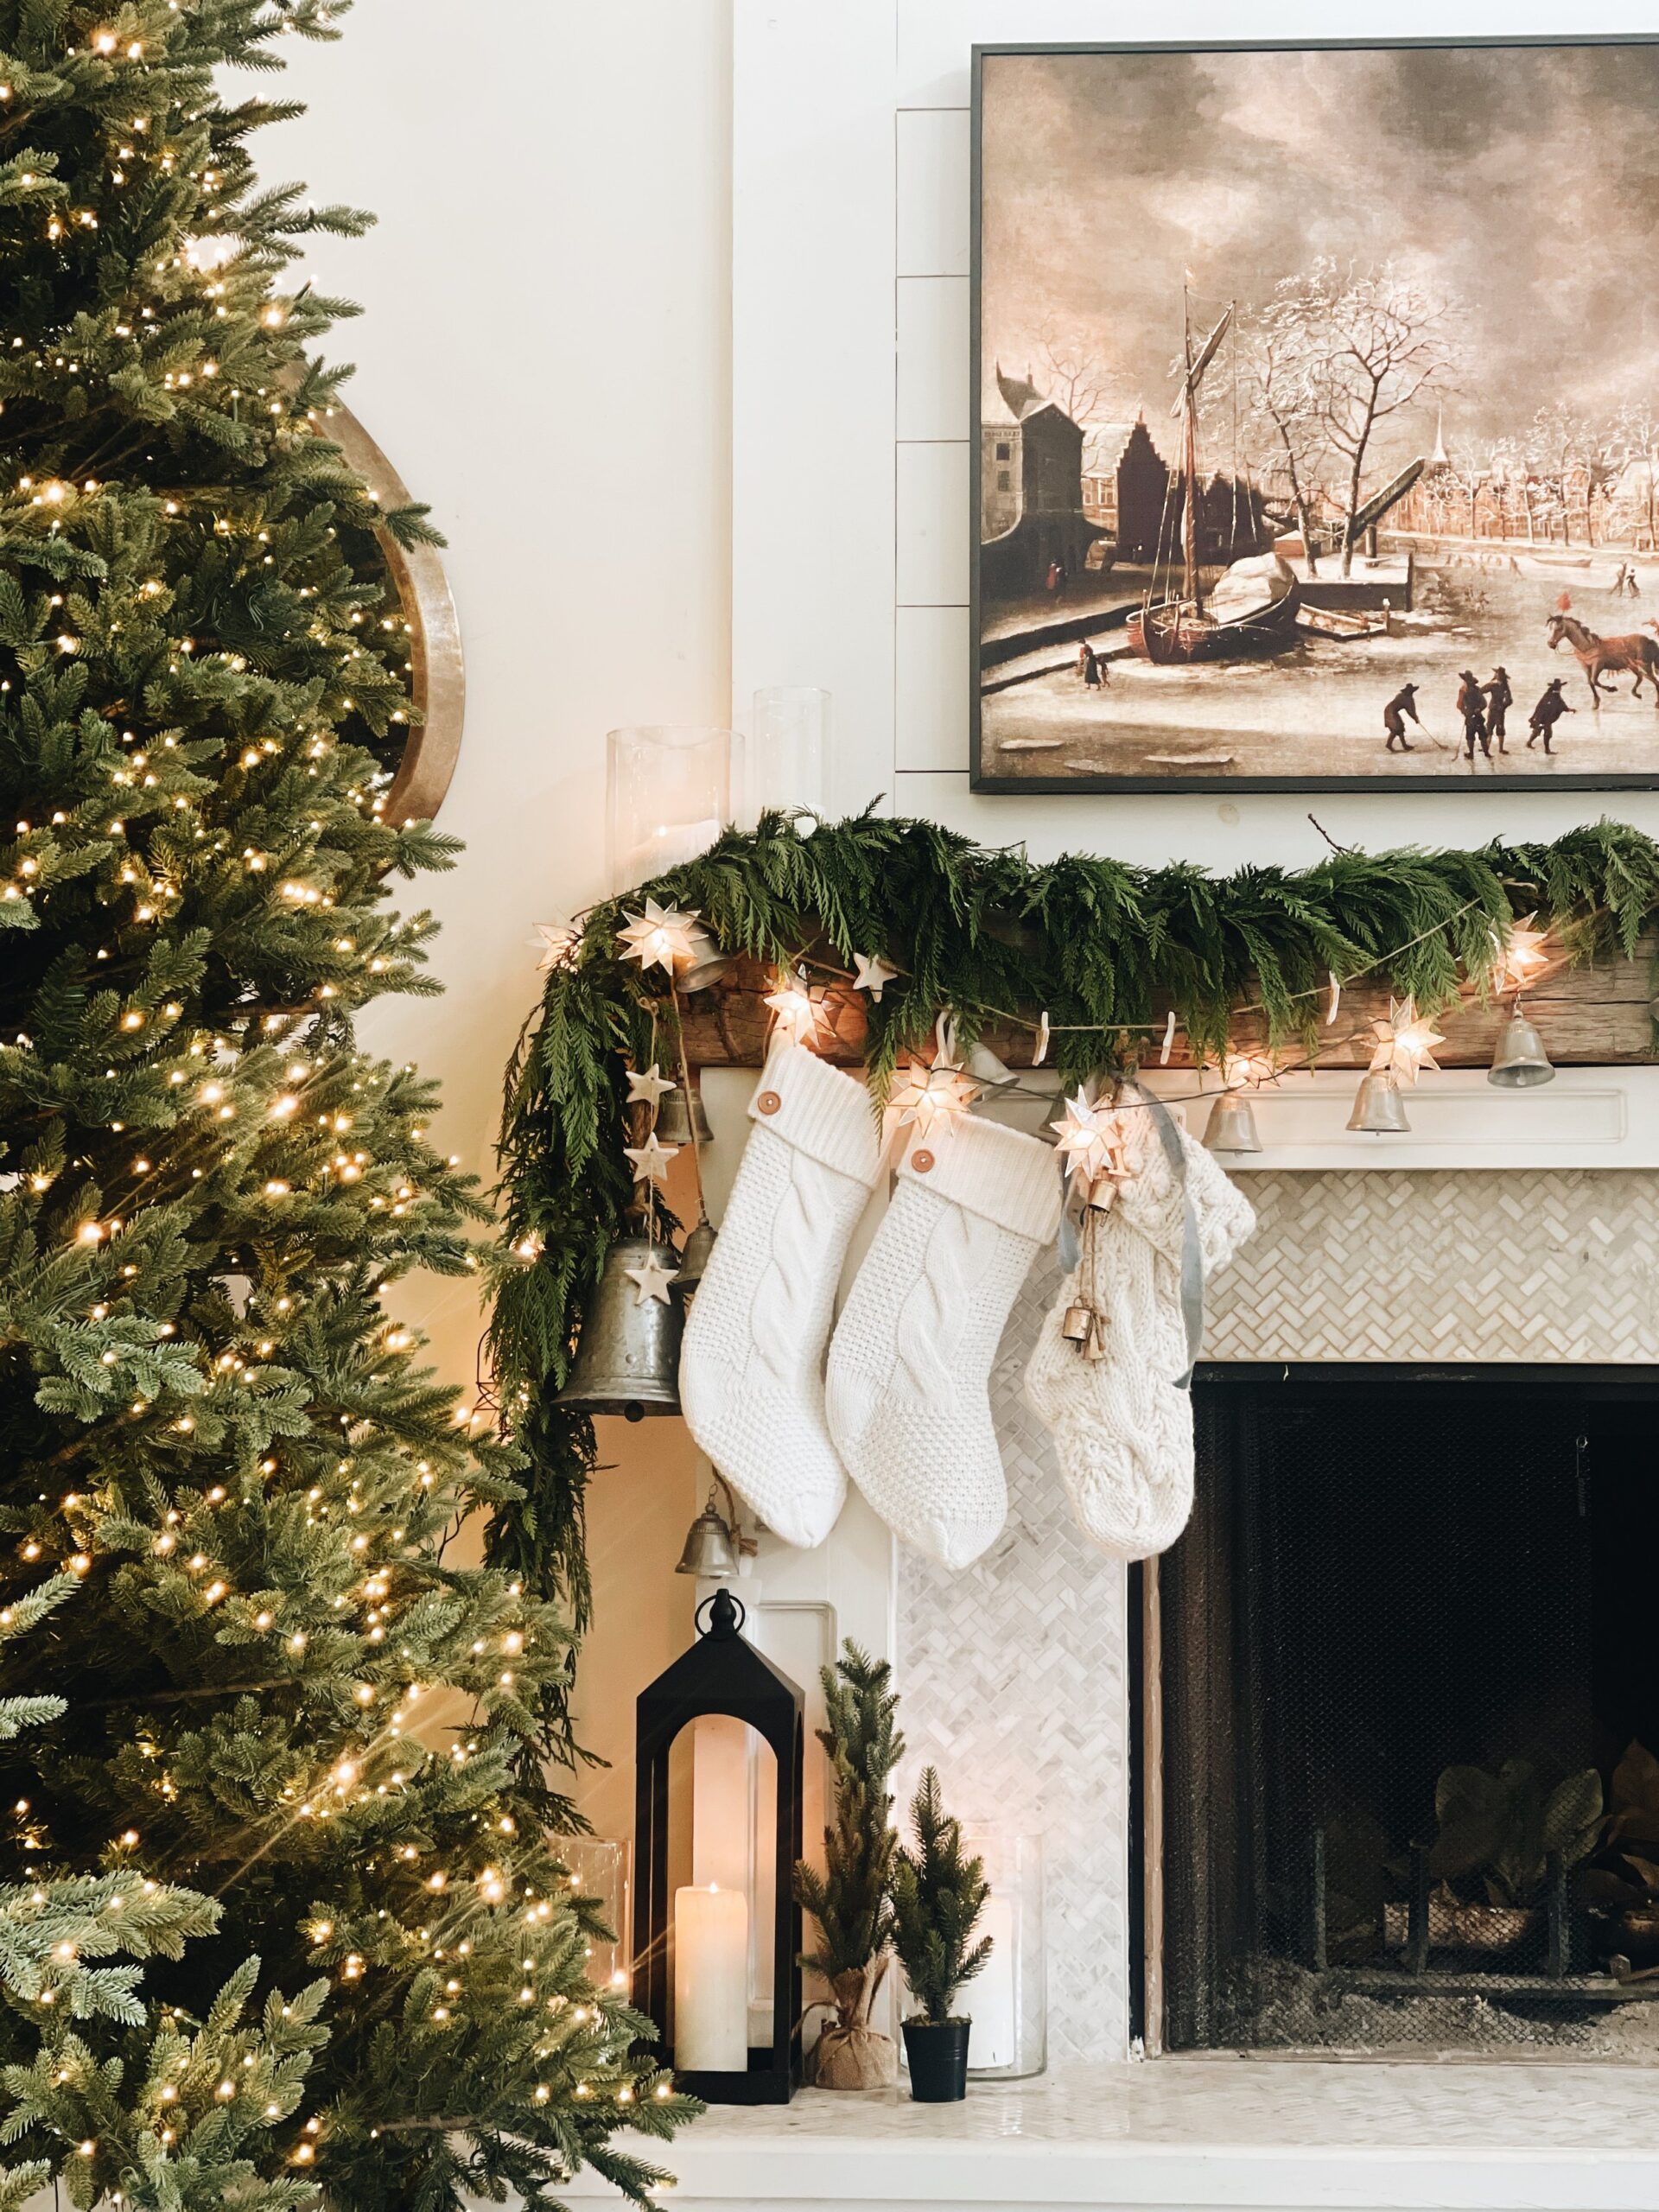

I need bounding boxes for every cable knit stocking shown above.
[1024,1105,1254,1560]
[825,1116,1060,1570]
[679,1045,880,1548]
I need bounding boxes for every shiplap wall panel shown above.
[896,276,969,441]
[897,440,970,607]
[895,607,971,772]
[895,108,971,274]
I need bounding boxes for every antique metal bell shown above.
[674,1218,718,1301]
[674,1487,741,1581]
[556,1232,683,1421]
[655,1083,714,1147]
[1346,1071,1412,1134]
[1203,1091,1262,1154]
[1488,1010,1555,1089]
[965,1040,1018,1090]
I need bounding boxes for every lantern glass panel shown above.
[663,1719,778,2070]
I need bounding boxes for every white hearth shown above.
[563,2058,1659,2209]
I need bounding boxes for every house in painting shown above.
[979,365,1107,600]
[1081,416,1169,564]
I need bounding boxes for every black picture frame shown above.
[968,35,1659,796]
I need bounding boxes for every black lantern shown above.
[633,1588,804,2104]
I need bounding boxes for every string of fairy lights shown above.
[550,890,1560,1227]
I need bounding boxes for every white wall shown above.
[269,0,733,1368]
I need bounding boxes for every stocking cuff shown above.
[896,1114,1062,1243]
[749,1044,880,1187]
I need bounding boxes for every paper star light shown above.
[1492,913,1549,995]
[764,972,825,1048]
[626,1063,676,1110]
[623,1132,679,1186]
[1369,997,1444,1087]
[1050,1090,1129,1187]
[624,1249,680,1306]
[531,920,582,973]
[888,1056,980,1141]
[618,899,704,976]
[852,952,898,1002]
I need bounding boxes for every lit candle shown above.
[968,1897,1015,2070]
[673,1883,748,2072]
[628,816,723,880]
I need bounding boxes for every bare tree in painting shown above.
[1299,260,1460,575]
[1528,402,1609,546]
[1240,287,1332,575]
[1614,400,1659,551]
[1034,318,1121,424]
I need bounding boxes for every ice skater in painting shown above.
[1484,668,1513,753]
[1382,682,1421,753]
[1527,677,1573,753]
[1457,671,1490,760]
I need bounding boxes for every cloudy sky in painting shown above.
[980,42,1659,465]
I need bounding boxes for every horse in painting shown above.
[1546,600,1659,705]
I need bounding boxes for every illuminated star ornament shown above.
[626,1063,676,1110]
[618,899,705,976]
[765,969,826,1048]
[1492,912,1549,995]
[624,1131,678,1186]
[888,1055,981,1142]
[852,952,898,1002]
[1369,997,1444,1087]
[1050,1089,1129,1187]
[624,1248,680,1306]
[531,920,583,973]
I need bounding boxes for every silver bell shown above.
[674,1489,741,1581]
[1489,1010,1555,1089]
[965,1040,1018,1089]
[655,1084,714,1147]
[1347,1071,1412,1134]
[1203,1091,1262,1154]
[674,1218,718,1300]
[556,1232,683,1421]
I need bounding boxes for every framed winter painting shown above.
[969,36,1659,794]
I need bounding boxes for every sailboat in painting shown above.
[1126,295,1301,664]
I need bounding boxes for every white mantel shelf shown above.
[562,2057,1659,2210]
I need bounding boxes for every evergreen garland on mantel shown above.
[487,810,1659,1609]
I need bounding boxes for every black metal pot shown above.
[902,2018,971,2102]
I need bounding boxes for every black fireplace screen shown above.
[1152,1367,1659,2056]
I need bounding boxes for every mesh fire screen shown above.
[1156,1367,1659,2056]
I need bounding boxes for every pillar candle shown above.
[673,1884,748,2072]
[968,1897,1016,2069]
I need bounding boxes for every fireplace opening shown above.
[1141,1365,1659,2057]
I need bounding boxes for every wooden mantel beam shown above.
[676,946,1659,1072]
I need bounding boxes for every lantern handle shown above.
[696,1588,746,1640]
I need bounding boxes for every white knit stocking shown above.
[825,1116,1060,1570]
[679,1045,880,1548]
[1024,1106,1254,1560]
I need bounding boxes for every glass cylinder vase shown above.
[560,1835,631,1999]
[749,687,830,830]
[963,1825,1046,2079]
[607,725,734,893]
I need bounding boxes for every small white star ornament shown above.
[624,1249,680,1306]
[887,1056,980,1142]
[626,1063,676,1109]
[623,1132,679,1186]
[1050,1089,1128,1188]
[852,952,897,1001]
[531,920,582,972]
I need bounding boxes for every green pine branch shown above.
[793,1643,903,1997]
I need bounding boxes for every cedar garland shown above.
[485,807,1659,1615]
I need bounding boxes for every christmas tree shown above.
[890,1768,990,2026]
[0,4,692,2207]
[794,1642,903,2086]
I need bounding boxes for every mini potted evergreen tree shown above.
[891,1768,993,2101]
[794,1643,905,2088]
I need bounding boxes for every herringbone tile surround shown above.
[896,1171,1659,2063]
